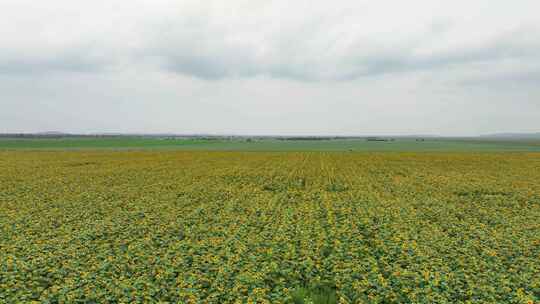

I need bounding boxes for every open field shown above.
[1,151,539,303]
[1,137,540,152]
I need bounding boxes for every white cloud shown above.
[1,0,539,134]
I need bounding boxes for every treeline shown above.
[278,137,343,141]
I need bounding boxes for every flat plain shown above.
[1,149,539,303]
[2,137,540,152]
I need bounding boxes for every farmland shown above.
[1,151,539,303]
[1,137,540,152]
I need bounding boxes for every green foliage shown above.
[1,151,539,303]
[1,137,540,151]
[290,282,337,304]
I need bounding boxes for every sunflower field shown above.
[1,151,539,303]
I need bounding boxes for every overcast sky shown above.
[1,0,539,136]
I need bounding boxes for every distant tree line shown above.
[366,137,395,142]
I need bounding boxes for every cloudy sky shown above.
[1,0,539,136]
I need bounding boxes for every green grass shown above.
[1,137,540,152]
[0,138,210,150]
[290,283,338,304]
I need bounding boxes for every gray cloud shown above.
[129,1,540,82]
[1,0,539,135]
[2,0,539,82]
[0,51,109,74]
[147,23,540,81]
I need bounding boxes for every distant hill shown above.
[480,133,540,140]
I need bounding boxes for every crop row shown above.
[1,151,539,303]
